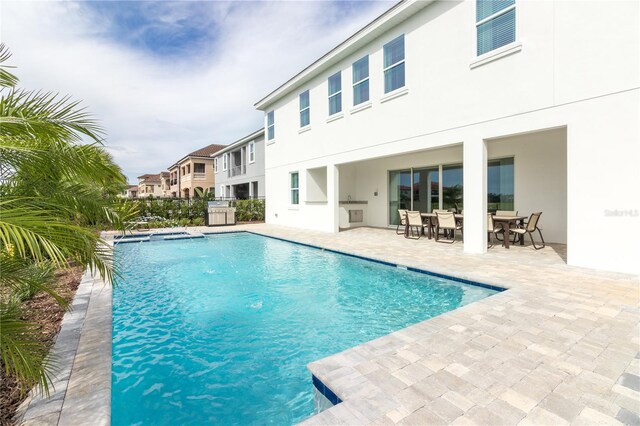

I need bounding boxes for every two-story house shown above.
[255,0,639,274]
[137,174,164,198]
[168,144,226,198]
[212,129,265,199]
[160,172,171,197]
[120,185,138,199]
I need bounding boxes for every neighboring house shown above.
[120,185,138,199]
[137,174,163,198]
[160,171,171,197]
[168,144,226,198]
[254,0,639,274]
[212,129,265,199]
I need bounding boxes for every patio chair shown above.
[435,211,462,243]
[396,209,408,235]
[487,213,502,248]
[510,212,546,249]
[405,211,424,239]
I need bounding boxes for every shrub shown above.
[192,217,204,226]
[234,199,265,222]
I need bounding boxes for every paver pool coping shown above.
[16,225,640,425]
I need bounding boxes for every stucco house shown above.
[254,0,639,274]
[212,129,265,199]
[137,173,163,198]
[168,144,226,198]
[120,185,138,199]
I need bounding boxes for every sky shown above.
[1,0,395,183]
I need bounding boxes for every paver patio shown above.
[16,224,640,425]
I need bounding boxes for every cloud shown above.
[1,0,394,182]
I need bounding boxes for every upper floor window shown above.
[223,154,228,171]
[299,90,310,128]
[194,163,205,173]
[383,34,405,93]
[267,111,275,140]
[476,0,516,55]
[352,55,369,106]
[214,158,218,173]
[290,172,299,205]
[328,72,342,116]
[249,141,255,163]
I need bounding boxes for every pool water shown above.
[112,233,499,425]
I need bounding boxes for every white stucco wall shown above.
[260,0,640,273]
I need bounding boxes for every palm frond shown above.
[0,43,19,88]
[0,302,55,396]
[0,89,104,145]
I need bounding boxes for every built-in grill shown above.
[207,201,236,226]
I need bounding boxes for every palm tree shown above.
[0,43,131,396]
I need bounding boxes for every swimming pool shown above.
[112,232,500,425]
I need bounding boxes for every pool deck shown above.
[16,224,639,425]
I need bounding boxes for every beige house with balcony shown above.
[137,174,163,198]
[168,144,226,198]
[160,172,171,197]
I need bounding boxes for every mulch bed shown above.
[0,266,83,426]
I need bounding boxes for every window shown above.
[383,34,405,93]
[476,0,516,55]
[352,55,369,106]
[442,164,463,212]
[220,185,225,198]
[223,154,228,171]
[194,163,205,173]
[267,111,275,140]
[214,158,218,173]
[299,90,310,128]
[290,172,299,205]
[488,157,514,211]
[328,72,342,115]
[249,141,255,163]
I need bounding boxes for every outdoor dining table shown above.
[420,212,463,239]
[492,215,527,248]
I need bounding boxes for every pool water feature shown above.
[112,233,500,425]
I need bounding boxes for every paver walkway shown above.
[16,224,639,425]
[242,225,638,426]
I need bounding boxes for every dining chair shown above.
[435,211,462,243]
[396,209,408,235]
[405,211,424,239]
[510,212,546,249]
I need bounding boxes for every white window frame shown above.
[352,55,369,106]
[299,90,310,128]
[267,111,275,141]
[220,184,225,198]
[475,1,516,57]
[290,171,299,205]
[383,34,405,94]
[223,153,228,171]
[328,71,342,116]
[214,157,218,173]
[249,141,255,164]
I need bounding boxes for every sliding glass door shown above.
[488,158,514,212]
[412,168,439,213]
[388,158,513,225]
[442,164,463,212]
[389,168,438,226]
[388,170,411,226]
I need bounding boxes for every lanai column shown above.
[327,164,340,233]
[463,139,488,254]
